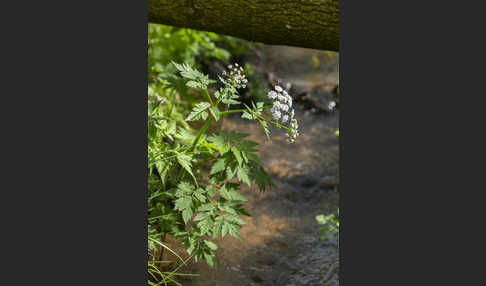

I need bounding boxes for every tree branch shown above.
[148,0,339,51]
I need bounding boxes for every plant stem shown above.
[220,109,290,130]
[203,89,214,106]
[190,117,213,151]
[220,109,245,115]
[168,89,175,117]
[176,117,214,181]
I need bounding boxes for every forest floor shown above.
[166,45,339,286]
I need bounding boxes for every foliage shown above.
[148,24,236,284]
[147,231,197,286]
[316,209,339,247]
[148,59,295,284]
[148,24,231,78]
[147,23,294,285]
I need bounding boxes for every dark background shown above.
[1,0,484,285]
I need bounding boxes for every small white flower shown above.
[328,101,336,111]
[223,63,247,89]
[268,90,278,99]
[267,86,299,143]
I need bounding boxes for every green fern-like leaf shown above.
[185,102,211,121]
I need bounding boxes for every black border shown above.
[4,0,478,285]
[3,1,148,285]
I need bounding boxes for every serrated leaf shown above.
[206,185,217,197]
[228,224,242,239]
[171,61,184,72]
[225,165,236,180]
[212,216,224,238]
[182,208,193,224]
[221,222,229,237]
[185,102,211,121]
[241,111,254,120]
[207,134,230,154]
[174,196,192,211]
[249,162,274,192]
[204,240,218,251]
[221,98,240,105]
[155,160,169,186]
[210,158,226,175]
[203,252,214,267]
[258,119,271,141]
[236,166,251,187]
[197,203,215,212]
[218,184,230,200]
[176,153,197,184]
[229,191,248,201]
[198,216,214,235]
[194,212,209,221]
[193,188,207,202]
[209,106,221,121]
[187,243,195,255]
[176,181,194,197]
[186,80,204,89]
[231,146,243,167]
[219,205,238,215]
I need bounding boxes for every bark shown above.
[148,0,339,51]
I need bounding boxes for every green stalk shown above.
[220,109,245,115]
[176,117,214,181]
[190,117,213,151]
[220,109,290,130]
[168,89,176,116]
[203,89,214,106]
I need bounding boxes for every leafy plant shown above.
[148,60,300,283]
[316,209,339,247]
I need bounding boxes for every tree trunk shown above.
[148,0,339,52]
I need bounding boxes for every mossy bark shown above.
[148,0,339,51]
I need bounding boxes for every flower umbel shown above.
[266,85,299,143]
[222,63,248,89]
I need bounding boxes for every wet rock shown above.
[251,275,264,283]
[256,253,279,266]
[263,238,288,249]
[284,191,298,201]
[318,176,338,190]
[301,177,318,188]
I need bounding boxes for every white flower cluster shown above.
[328,100,336,111]
[222,63,248,89]
[286,114,299,143]
[268,85,293,123]
[267,85,299,143]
